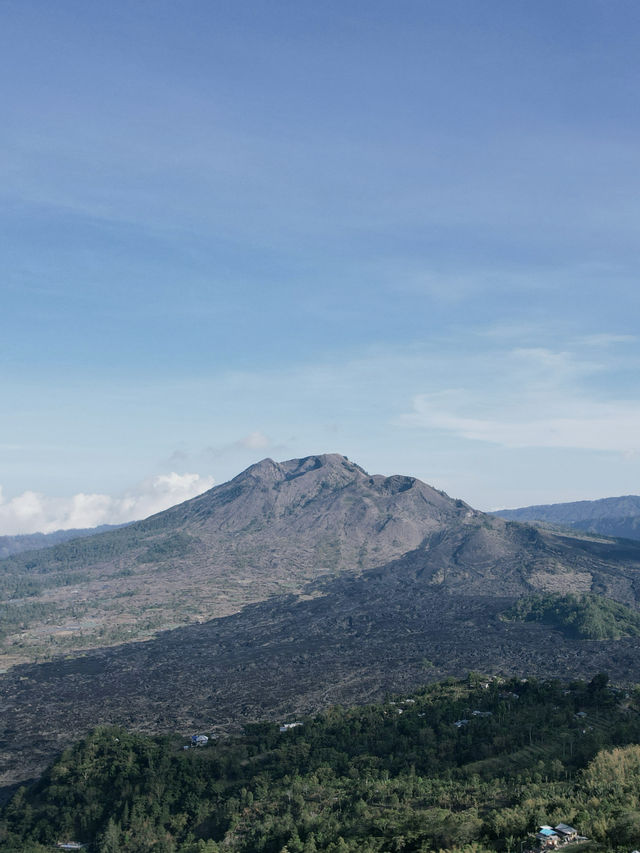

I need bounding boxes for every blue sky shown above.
[2,1,640,532]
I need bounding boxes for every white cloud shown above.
[236,431,271,450]
[394,338,640,454]
[0,472,214,536]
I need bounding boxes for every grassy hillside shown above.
[2,675,640,852]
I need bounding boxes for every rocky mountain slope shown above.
[0,454,475,667]
[2,456,640,789]
[494,495,640,541]
[2,535,640,791]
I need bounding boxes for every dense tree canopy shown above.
[2,675,640,852]
[503,593,640,640]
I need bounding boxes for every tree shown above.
[99,817,121,853]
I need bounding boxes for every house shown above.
[280,722,303,732]
[56,844,86,851]
[191,735,209,746]
[536,827,559,848]
[453,719,469,728]
[472,710,492,717]
[554,824,578,841]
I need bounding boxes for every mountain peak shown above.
[234,453,368,488]
[238,457,284,482]
[0,452,471,673]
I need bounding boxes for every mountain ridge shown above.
[0,523,128,560]
[493,494,640,542]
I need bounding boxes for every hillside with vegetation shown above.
[3,675,640,852]
[0,524,127,560]
[503,594,640,640]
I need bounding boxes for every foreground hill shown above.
[494,495,640,541]
[0,454,473,667]
[3,675,640,852]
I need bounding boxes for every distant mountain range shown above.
[0,523,127,559]
[2,454,640,791]
[493,495,640,541]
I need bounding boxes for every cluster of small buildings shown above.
[535,824,579,848]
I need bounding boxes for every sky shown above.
[2,0,640,534]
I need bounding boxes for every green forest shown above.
[2,674,640,853]
[502,594,640,640]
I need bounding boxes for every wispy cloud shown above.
[401,392,640,452]
[398,341,640,453]
[161,432,288,473]
[0,472,214,536]
[236,431,271,450]
[576,333,637,347]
